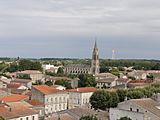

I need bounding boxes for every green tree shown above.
[55,80,72,89]
[119,117,132,120]
[80,115,98,120]
[127,90,144,99]
[90,90,110,110]
[78,74,96,87]
[109,92,119,108]
[19,59,42,71]
[57,67,64,74]
[117,89,127,102]
[0,116,5,120]
[7,63,19,72]
[147,74,154,80]
[17,74,31,80]
[45,81,53,86]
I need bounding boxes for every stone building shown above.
[68,87,96,109]
[31,85,69,116]
[64,64,91,74]
[16,70,44,83]
[64,41,100,75]
[0,102,39,120]
[110,98,160,120]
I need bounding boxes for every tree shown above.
[45,81,53,86]
[119,117,132,120]
[0,116,5,120]
[80,115,98,120]
[109,92,119,108]
[19,59,42,71]
[17,74,31,80]
[57,67,64,74]
[127,90,144,99]
[78,74,96,87]
[55,80,72,89]
[90,90,110,110]
[117,89,127,102]
[147,74,154,80]
[7,63,19,72]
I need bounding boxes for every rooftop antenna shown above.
[112,49,116,59]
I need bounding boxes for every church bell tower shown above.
[91,40,100,75]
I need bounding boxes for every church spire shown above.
[91,40,100,75]
[94,37,97,49]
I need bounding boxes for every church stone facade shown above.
[64,41,100,75]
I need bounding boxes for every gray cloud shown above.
[0,0,160,59]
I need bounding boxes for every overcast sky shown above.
[0,0,160,59]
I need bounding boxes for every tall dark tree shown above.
[57,67,64,74]
[78,74,96,87]
[109,92,119,108]
[90,91,110,110]
[117,89,127,102]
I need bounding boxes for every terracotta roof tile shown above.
[0,103,38,119]
[7,83,22,89]
[32,85,62,95]
[68,87,96,93]
[0,94,28,102]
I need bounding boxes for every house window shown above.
[130,108,132,111]
[32,116,35,120]
[26,117,29,120]
[137,109,139,112]
[20,118,23,120]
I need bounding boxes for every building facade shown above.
[31,85,69,116]
[110,98,160,120]
[64,64,91,74]
[16,70,44,83]
[68,87,96,109]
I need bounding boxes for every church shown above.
[64,41,100,75]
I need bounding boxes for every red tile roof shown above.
[32,85,62,95]
[0,94,28,102]
[68,87,97,93]
[7,83,23,89]
[0,103,38,119]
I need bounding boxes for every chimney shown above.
[77,88,79,91]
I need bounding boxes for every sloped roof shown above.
[0,103,38,119]
[68,87,96,93]
[0,94,28,102]
[130,98,160,118]
[32,85,62,95]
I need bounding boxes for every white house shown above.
[96,78,117,89]
[42,64,60,73]
[68,87,97,109]
[31,85,69,116]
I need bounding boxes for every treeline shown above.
[90,83,160,110]
[7,59,42,72]
[100,59,160,70]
